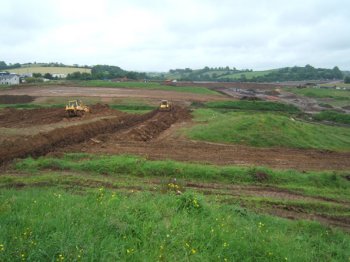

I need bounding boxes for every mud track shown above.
[0,106,190,165]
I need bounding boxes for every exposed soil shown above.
[66,137,350,171]
[0,104,122,128]
[0,106,190,165]
[0,95,35,104]
[0,86,228,103]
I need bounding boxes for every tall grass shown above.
[0,187,349,261]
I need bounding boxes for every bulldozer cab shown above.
[68,100,78,107]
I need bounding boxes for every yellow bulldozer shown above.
[65,99,90,117]
[159,100,172,112]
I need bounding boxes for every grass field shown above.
[1,154,350,261]
[185,109,350,150]
[7,66,91,75]
[77,81,220,95]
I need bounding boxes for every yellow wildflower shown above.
[191,248,196,254]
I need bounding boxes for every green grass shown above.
[0,103,64,109]
[286,87,350,101]
[185,109,350,150]
[313,111,350,125]
[1,187,349,261]
[12,154,350,194]
[2,154,350,261]
[77,81,220,95]
[203,101,300,113]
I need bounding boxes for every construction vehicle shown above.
[159,100,172,111]
[65,99,90,117]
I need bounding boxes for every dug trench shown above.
[0,105,190,165]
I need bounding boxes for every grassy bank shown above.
[185,109,350,150]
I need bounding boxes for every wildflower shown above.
[224,259,228,262]
[191,248,196,254]
[223,242,228,247]
[126,248,134,254]
[57,254,64,261]
[0,244,4,252]
[210,228,214,233]
[166,234,170,238]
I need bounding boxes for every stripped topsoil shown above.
[1,104,350,170]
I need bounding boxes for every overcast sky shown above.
[1,0,349,71]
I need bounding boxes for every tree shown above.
[344,76,350,84]
[44,73,53,80]
[33,73,42,78]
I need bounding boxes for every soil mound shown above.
[119,106,191,141]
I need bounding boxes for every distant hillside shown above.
[159,65,344,82]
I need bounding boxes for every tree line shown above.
[66,65,147,80]
[167,65,344,82]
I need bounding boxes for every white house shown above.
[0,74,20,85]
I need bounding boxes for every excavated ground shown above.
[0,106,189,165]
[64,119,350,171]
[1,100,349,231]
[0,104,122,128]
[1,103,350,170]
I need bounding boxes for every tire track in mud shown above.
[0,106,190,165]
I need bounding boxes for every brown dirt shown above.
[0,95,35,104]
[0,104,121,128]
[0,86,227,103]
[0,106,189,165]
[66,137,350,171]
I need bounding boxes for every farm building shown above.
[0,74,20,85]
